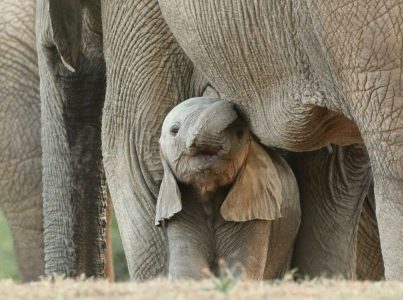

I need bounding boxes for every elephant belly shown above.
[159,0,362,150]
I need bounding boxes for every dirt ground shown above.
[0,278,402,300]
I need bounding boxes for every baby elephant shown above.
[156,97,300,279]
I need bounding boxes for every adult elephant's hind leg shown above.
[101,0,208,279]
[290,144,372,279]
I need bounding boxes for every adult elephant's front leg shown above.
[101,0,207,279]
[290,144,372,279]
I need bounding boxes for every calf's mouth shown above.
[194,145,222,156]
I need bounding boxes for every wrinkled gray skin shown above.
[0,0,116,281]
[356,185,384,280]
[157,97,300,279]
[288,145,385,279]
[36,0,400,279]
[158,1,403,280]
[0,0,44,281]
[36,0,107,277]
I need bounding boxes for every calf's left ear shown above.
[220,141,283,222]
[155,154,182,226]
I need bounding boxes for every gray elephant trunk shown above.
[187,100,238,151]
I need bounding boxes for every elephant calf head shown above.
[156,97,284,225]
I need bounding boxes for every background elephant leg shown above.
[36,1,107,277]
[0,0,43,281]
[4,202,43,282]
[289,144,372,279]
[356,184,384,280]
[101,0,208,279]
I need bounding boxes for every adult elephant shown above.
[156,1,402,280]
[36,0,401,279]
[0,0,43,282]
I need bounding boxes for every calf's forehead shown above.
[162,97,220,131]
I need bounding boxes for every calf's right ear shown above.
[220,141,283,222]
[49,0,82,72]
[155,155,182,226]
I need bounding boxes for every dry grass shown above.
[0,277,402,300]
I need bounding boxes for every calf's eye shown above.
[170,125,180,136]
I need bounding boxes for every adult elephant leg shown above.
[306,0,403,280]
[360,123,403,280]
[358,121,403,280]
[290,144,372,279]
[0,0,43,281]
[3,202,43,282]
[354,78,403,279]
[328,19,403,280]
[101,0,208,279]
[36,0,107,277]
[356,184,384,280]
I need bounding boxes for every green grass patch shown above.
[110,212,129,281]
[0,210,18,280]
